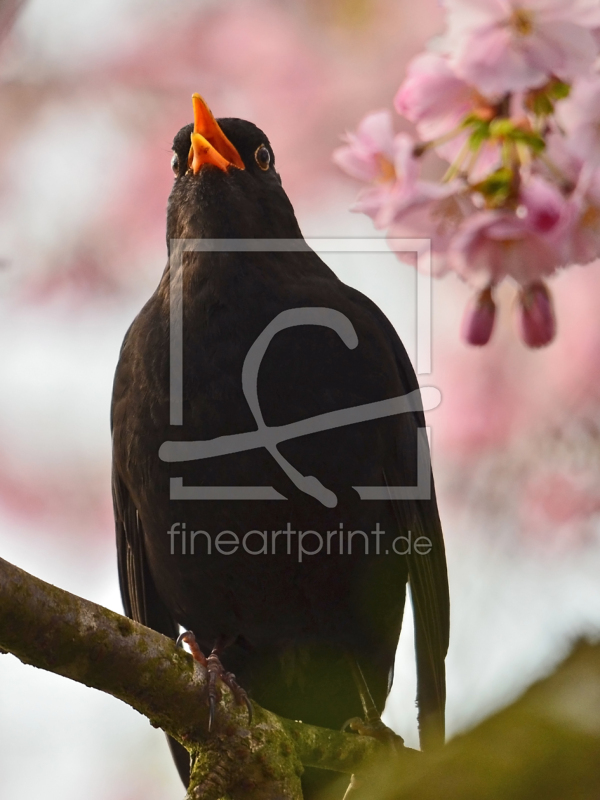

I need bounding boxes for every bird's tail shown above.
[408,496,450,750]
[385,464,450,751]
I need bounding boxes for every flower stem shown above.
[464,139,484,179]
[442,136,472,182]
[414,123,468,156]
[538,153,574,192]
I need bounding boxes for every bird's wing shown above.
[342,284,450,750]
[113,467,179,637]
[111,313,192,784]
[110,315,175,633]
[113,466,193,784]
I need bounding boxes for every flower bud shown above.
[461,286,496,346]
[517,281,556,348]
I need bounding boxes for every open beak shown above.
[188,94,245,174]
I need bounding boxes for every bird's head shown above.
[166,94,301,244]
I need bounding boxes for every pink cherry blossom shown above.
[540,130,582,187]
[447,208,561,287]
[461,286,497,345]
[557,75,600,168]
[332,110,396,183]
[394,51,502,179]
[387,186,476,275]
[516,280,556,347]
[448,136,503,183]
[395,51,493,140]
[351,133,418,222]
[519,175,568,237]
[334,0,600,350]
[448,174,571,285]
[348,131,461,230]
[443,0,600,95]
[530,139,600,267]
[562,172,600,266]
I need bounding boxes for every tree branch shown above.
[4,553,597,800]
[0,556,400,799]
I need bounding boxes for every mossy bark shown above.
[0,556,393,799]
[3,554,598,799]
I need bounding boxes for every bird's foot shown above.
[176,630,252,732]
[341,720,405,800]
[342,717,404,748]
[343,715,404,751]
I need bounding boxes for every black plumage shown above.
[112,98,449,799]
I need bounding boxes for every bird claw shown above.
[341,717,408,799]
[243,695,253,725]
[177,630,252,731]
[208,693,217,733]
[224,674,253,725]
[342,716,405,753]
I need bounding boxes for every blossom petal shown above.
[461,287,497,346]
[332,110,395,183]
[516,281,556,348]
[394,52,474,140]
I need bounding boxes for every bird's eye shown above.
[255,145,270,171]
[171,153,179,175]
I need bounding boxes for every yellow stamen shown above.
[376,154,396,183]
[581,204,600,233]
[510,7,534,37]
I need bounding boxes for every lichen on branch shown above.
[0,555,395,800]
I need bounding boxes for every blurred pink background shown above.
[1,1,600,798]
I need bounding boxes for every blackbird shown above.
[112,94,450,799]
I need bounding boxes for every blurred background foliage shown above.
[0,1,599,798]
[372,639,600,800]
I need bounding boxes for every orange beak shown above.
[188,94,245,174]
